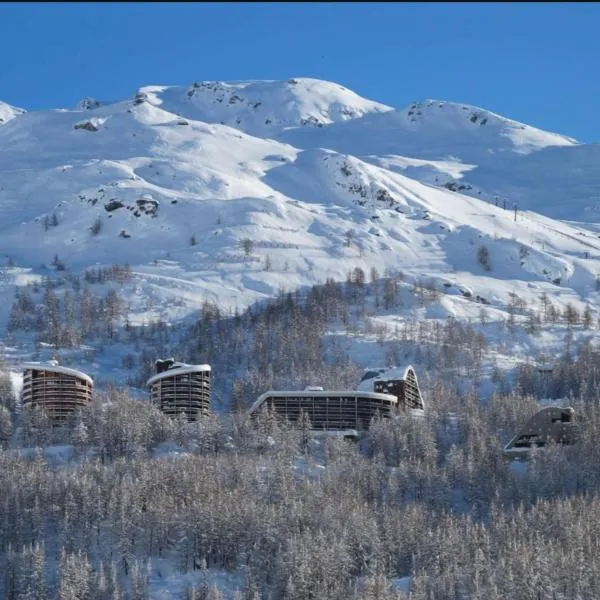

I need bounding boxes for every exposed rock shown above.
[78,97,102,110]
[74,120,99,132]
[136,196,159,216]
[300,115,324,128]
[133,91,148,105]
[376,189,395,204]
[104,200,124,212]
[346,183,368,199]
[469,111,488,125]
[340,162,352,177]
[443,181,473,193]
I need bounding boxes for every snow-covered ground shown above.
[1,76,600,389]
[0,99,24,125]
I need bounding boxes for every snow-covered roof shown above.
[356,365,417,392]
[249,389,398,415]
[147,363,211,387]
[22,362,93,386]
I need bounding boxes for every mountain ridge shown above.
[0,100,25,124]
[1,76,600,387]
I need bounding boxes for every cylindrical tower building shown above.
[147,360,211,421]
[21,361,93,421]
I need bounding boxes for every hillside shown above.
[139,77,393,137]
[4,76,600,600]
[0,100,24,125]
[0,77,600,390]
[279,97,576,162]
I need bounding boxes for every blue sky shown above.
[1,2,599,141]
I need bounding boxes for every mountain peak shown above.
[0,100,25,125]
[279,94,577,163]
[77,97,105,111]
[133,77,393,137]
[398,98,578,153]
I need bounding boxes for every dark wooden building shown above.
[147,359,211,421]
[503,406,578,458]
[357,365,425,410]
[249,365,425,432]
[21,361,93,422]
[249,388,399,432]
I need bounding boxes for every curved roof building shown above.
[503,406,578,458]
[249,388,399,433]
[147,359,211,421]
[250,365,424,432]
[21,361,93,421]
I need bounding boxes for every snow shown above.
[0,76,600,393]
[0,100,25,125]
[140,77,393,138]
[458,143,600,220]
[147,364,211,386]
[22,361,94,384]
[153,442,191,460]
[148,560,243,599]
[15,444,75,467]
[9,370,23,399]
[391,576,411,595]
[279,98,576,164]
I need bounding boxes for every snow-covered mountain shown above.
[0,100,25,125]
[275,95,600,222]
[1,76,600,385]
[280,98,577,162]
[137,77,393,137]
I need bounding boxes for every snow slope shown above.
[0,100,25,125]
[276,96,600,222]
[454,143,600,221]
[279,98,576,163]
[1,78,600,385]
[133,77,393,138]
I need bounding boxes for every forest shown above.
[2,266,600,598]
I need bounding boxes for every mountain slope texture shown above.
[1,76,599,384]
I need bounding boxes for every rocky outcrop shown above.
[74,120,99,132]
[78,98,102,110]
